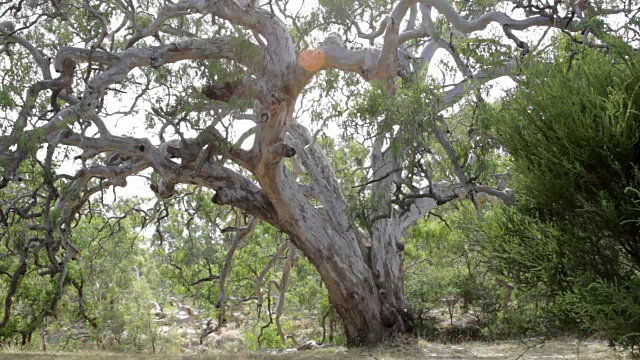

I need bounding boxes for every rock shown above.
[334,347,347,354]
[297,340,319,351]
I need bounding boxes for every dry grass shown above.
[0,339,628,359]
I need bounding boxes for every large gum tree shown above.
[0,0,635,345]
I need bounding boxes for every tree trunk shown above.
[291,227,409,345]
[251,104,413,345]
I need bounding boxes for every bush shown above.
[562,277,640,352]
[481,40,640,349]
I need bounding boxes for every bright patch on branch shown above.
[298,49,326,72]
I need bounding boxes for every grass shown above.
[0,339,628,359]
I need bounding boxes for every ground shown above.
[0,339,628,359]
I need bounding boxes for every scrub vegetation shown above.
[0,0,639,357]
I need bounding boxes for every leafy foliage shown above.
[480,42,640,350]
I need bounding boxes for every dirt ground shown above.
[0,339,628,359]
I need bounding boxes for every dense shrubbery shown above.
[478,42,640,351]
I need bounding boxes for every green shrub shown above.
[562,277,640,352]
[481,40,640,349]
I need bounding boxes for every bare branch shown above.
[216,217,258,326]
[419,0,577,33]
[276,241,296,344]
[124,0,203,49]
[255,241,288,313]
[0,21,52,79]
[0,254,27,328]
